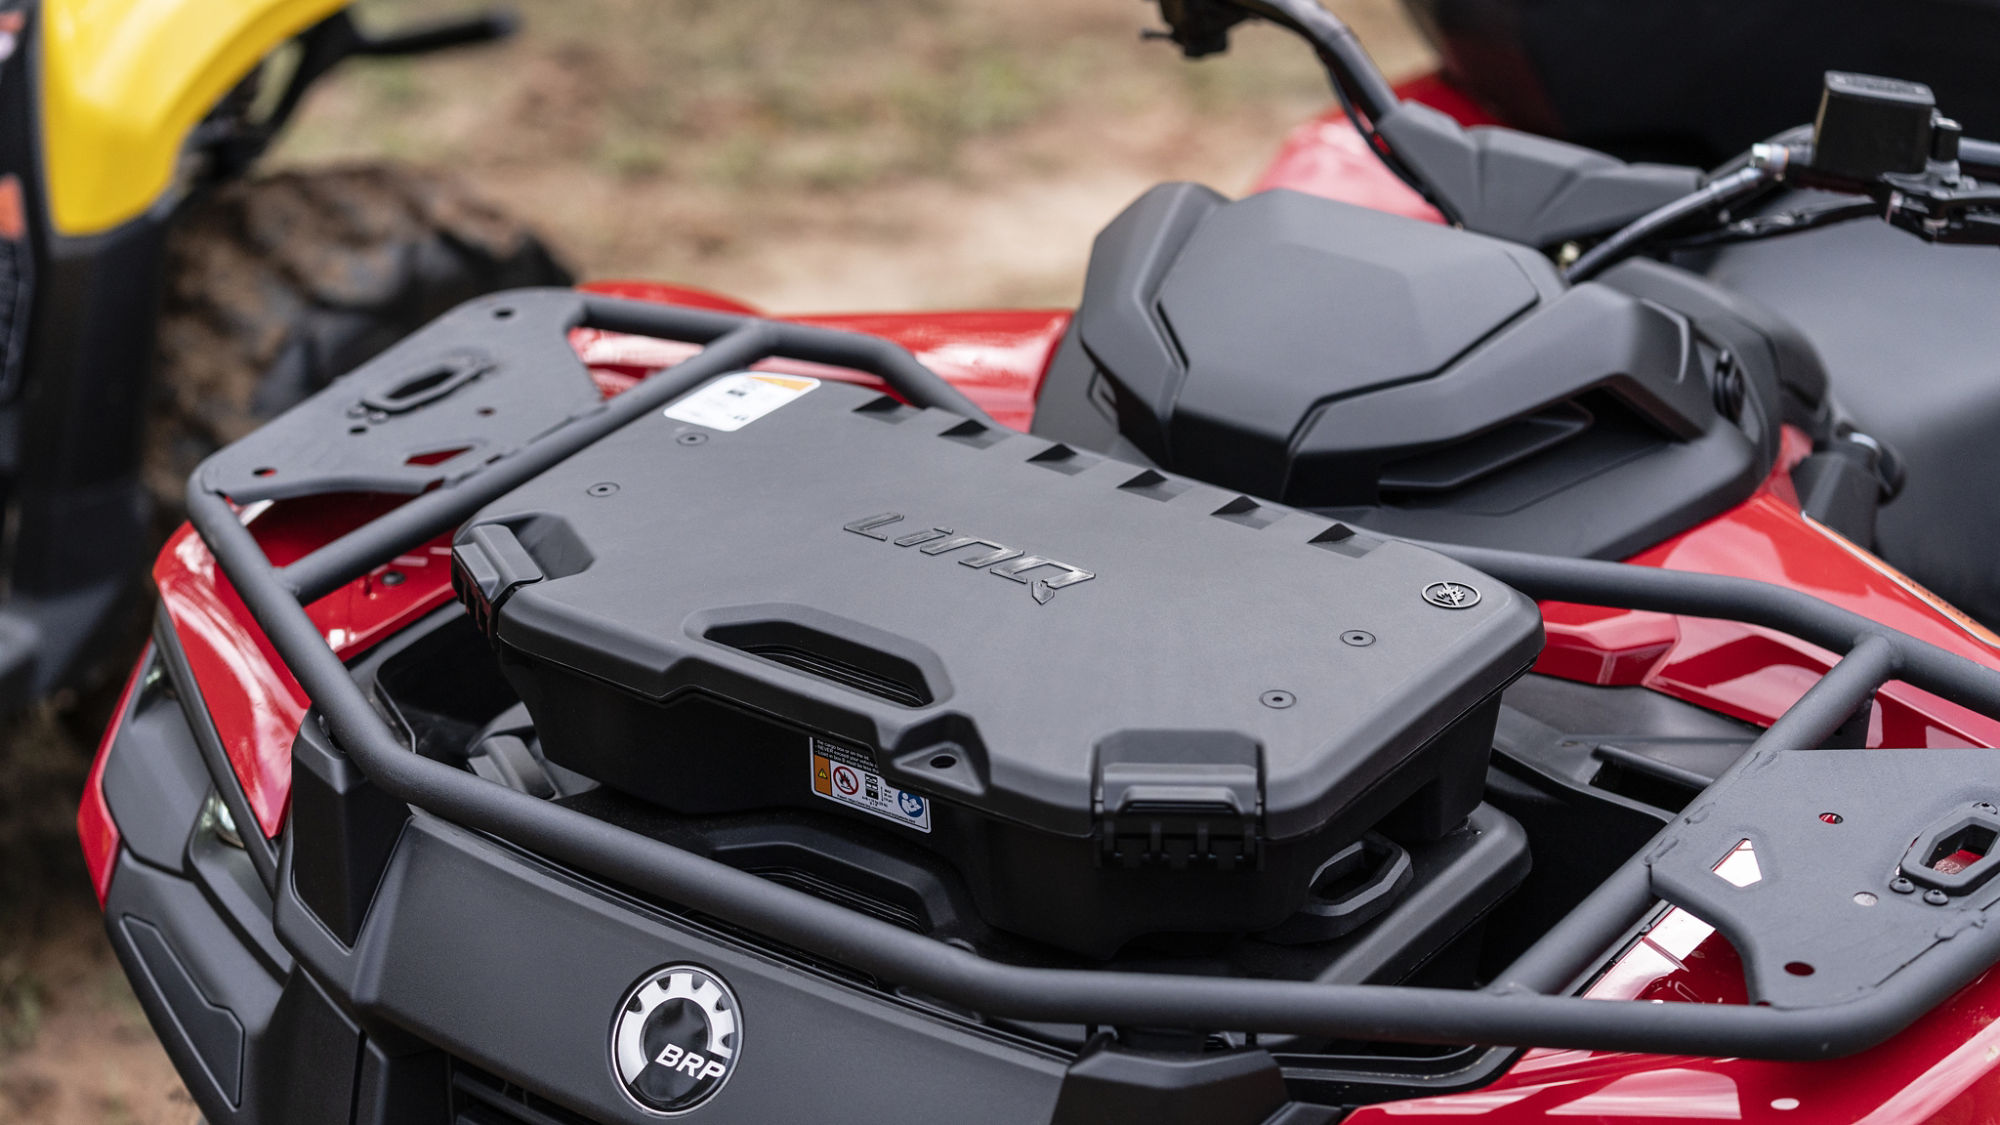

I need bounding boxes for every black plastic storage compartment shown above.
[451,376,1542,956]
[1032,185,1784,562]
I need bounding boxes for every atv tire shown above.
[147,164,572,512]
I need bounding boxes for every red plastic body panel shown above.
[1539,426,2000,749]
[86,75,2000,1119]
[572,280,1067,433]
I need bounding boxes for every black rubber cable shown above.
[1566,161,1783,282]
[1659,199,1882,250]
[1214,0,1457,221]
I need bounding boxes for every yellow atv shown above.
[4,0,566,707]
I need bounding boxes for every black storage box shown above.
[451,374,1543,956]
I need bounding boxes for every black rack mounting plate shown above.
[1648,747,2000,1008]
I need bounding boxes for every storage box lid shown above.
[453,375,1543,840]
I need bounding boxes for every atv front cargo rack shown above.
[185,289,2000,1061]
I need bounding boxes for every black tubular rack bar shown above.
[185,293,2000,1062]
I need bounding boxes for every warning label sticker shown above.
[809,737,931,833]
[663,373,818,432]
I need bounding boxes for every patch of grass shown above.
[355,57,425,110]
[95,1092,134,1125]
[0,957,44,1052]
[292,0,1337,196]
[0,705,92,913]
[597,131,670,180]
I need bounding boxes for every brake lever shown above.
[1788,158,2000,248]
[1873,173,2000,246]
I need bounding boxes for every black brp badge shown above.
[1422,581,1481,609]
[612,964,742,1116]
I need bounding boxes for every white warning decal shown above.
[663,373,819,432]
[808,737,931,833]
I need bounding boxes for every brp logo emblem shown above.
[1422,581,1481,609]
[612,964,742,1116]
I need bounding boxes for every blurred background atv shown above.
[0,0,567,717]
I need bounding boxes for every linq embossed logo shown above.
[844,513,1095,604]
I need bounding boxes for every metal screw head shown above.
[1340,629,1375,647]
[1260,690,1295,709]
[1924,888,1950,906]
[1422,581,1480,609]
[1853,891,1879,906]
[1890,877,1916,894]
[587,482,619,497]
[677,431,709,446]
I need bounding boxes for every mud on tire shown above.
[147,164,572,511]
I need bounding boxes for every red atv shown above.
[81,1,2000,1122]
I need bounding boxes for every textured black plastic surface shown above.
[1699,209,2000,628]
[199,289,608,505]
[290,718,409,946]
[1048,1044,1286,1125]
[1373,103,1703,246]
[1646,748,2000,1008]
[453,377,1542,953]
[1038,185,1772,560]
[99,653,209,875]
[1811,72,1938,180]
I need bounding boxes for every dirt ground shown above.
[0,1,1432,1121]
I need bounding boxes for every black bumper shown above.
[98,657,1301,1125]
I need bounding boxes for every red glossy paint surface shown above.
[76,648,146,904]
[1538,427,2000,749]
[1354,919,2000,1123]
[1253,73,1500,217]
[152,496,460,838]
[571,280,1067,433]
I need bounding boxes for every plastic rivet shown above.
[1340,630,1375,647]
[1924,889,1950,906]
[1261,690,1295,709]
[587,482,619,497]
[1890,877,1916,894]
[678,432,709,446]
